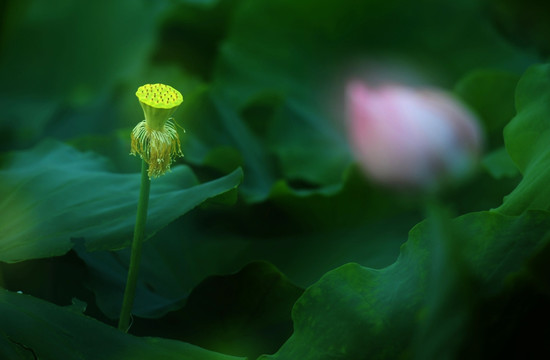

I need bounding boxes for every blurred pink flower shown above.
[346,81,482,191]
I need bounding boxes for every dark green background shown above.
[1,0,550,359]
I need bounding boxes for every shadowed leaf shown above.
[0,140,242,262]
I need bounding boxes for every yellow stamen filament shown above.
[130,119,183,178]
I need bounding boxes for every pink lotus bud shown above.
[346,81,482,191]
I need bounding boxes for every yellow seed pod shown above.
[136,84,183,131]
[136,83,183,109]
[131,84,184,178]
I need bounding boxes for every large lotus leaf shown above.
[74,243,183,320]
[139,261,303,360]
[497,64,550,215]
[259,210,550,359]
[75,166,420,322]
[0,140,242,263]
[77,217,416,322]
[0,288,244,360]
[75,211,413,320]
[77,159,521,322]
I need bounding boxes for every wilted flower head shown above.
[346,81,482,191]
[131,84,184,178]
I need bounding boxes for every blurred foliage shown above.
[1,0,550,359]
[484,0,550,56]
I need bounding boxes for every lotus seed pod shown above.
[131,84,184,178]
[136,83,183,130]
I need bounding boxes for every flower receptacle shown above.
[131,84,184,178]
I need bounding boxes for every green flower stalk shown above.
[131,83,184,178]
[119,84,183,332]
